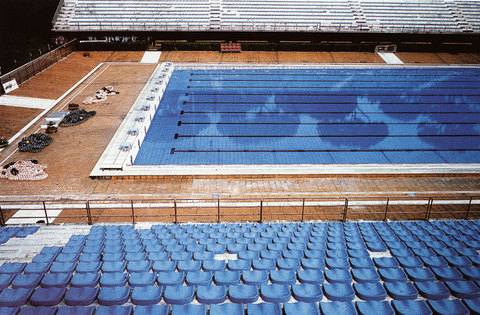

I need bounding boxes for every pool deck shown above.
[1,51,480,209]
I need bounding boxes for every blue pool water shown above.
[134,67,480,165]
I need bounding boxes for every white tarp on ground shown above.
[377,52,404,64]
[140,51,162,63]
[0,95,56,109]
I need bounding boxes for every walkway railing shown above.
[0,39,77,95]
[0,195,478,226]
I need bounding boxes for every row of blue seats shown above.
[0,227,39,244]
[0,295,479,315]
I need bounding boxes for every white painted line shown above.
[0,95,56,109]
[6,209,62,224]
[141,51,162,63]
[377,52,404,64]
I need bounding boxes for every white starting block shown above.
[41,112,69,128]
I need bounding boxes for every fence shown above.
[0,39,77,95]
[0,195,478,226]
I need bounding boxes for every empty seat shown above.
[157,271,184,286]
[164,285,194,304]
[229,284,259,303]
[374,257,399,269]
[177,261,201,273]
[196,285,226,304]
[0,288,33,307]
[391,300,432,315]
[260,284,290,303]
[445,280,480,299]
[76,262,102,273]
[11,273,42,289]
[210,303,244,315]
[57,306,95,315]
[100,272,127,287]
[98,286,131,306]
[421,256,448,268]
[24,263,50,274]
[320,301,357,315]
[17,306,57,315]
[127,261,151,273]
[64,287,99,306]
[214,270,240,286]
[131,286,163,305]
[378,268,407,282]
[284,302,320,315]
[354,282,387,301]
[323,283,355,302]
[432,267,463,281]
[404,267,435,282]
[351,268,380,283]
[101,261,126,273]
[133,305,169,315]
[186,271,212,286]
[129,272,156,287]
[301,258,325,270]
[30,287,66,306]
[227,260,251,272]
[292,283,323,302]
[415,281,450,299]
[95,305,133,315]
[427,299,469,315]
[252,259,276,271]
[356,301,394,315]
[70,272,99,287]
[247,302,281,315]
[201,260,225,272]
[172,304,207,315]
[397,256,423,268]
[270,270,296,285]
[325,269,352,284]
[459,266,480,280]
[326,257,349,269]
[243,270,268,285]
[463,297,480,314]
[384,281,418,300]
[40,273,71,288]
[152,261,176,272]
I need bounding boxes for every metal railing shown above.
[0,39,77,95]
[0,195,478,226]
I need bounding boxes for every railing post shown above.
[425,197,433,221]
[383,197,390,222]
[466,196,473,220]
[343,198,348,222]
[217,198,220,223]
[0,205,5,226]
[42,201,50,225]
[86,201,92,225]
[301,198,305,222]
[259,199,263,223]
[131,200,135,224]
[174,199,177,224]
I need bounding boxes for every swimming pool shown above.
[134,66,480,166]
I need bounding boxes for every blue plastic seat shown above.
[446,255,473,268]
[284,302,319,315]
[229,284,259,303]
[164,285,194,304]
[295,269,322,284]
[11,273,42,289]
[356,301,395,315]
[133,305,169,315]
[209,303,244,315]
[70,272,99,287]
[49,261,76,274]
[320,301,357,315]
[260,284,290,303]
[55,253,79,262]
[157,271,184,286]
[445,280,480,298]
[434,248,457,257]
[325,269,352,284]
[366,241,387,252]
[201,259,225,272]
[270,269,296,285]
[33,253,57,263]
[172,304,206,315]
[76,261,102,273]
[100,272,127,287]
[463,297,480,314]
[378,267,407,282]
[292,283,322,302]
[186,271,212,286]
[351,268,380,283]
[391,300,432,315]
[421,256,448,268]
[397,256,424,268]
[301,258,325,270]
[170,252,192,261]
[277,258,300,270]
[260,250,281,260]
[214,270,240,285]
[30,287,66,306]
[127,261,151,273]
[305,250,326,259]
[323,283,355,302]
[64,287,99,306]
[98,286,131,306]
[247,303,281,315]
[415,281,450,299]
[252,259,276,271]
[17,306,57,315]
[227,259,251,272]
[432,267,463,281]
[131,286,163,305]
[152,260,176,272]
[95,305,133,315]
[242,270,268,285]
[0,288,33,307]
[40,272,71,288]
[350,257,374,269]
[348,249,369,258]
[459,266,480,280]
[196,285,226,304]
[147,252,168,262]
[404,267,435,282]
[427,299,469,315]
[384,281,418,300]
[24,262,50,274]
[101,261,126,273]
[79,253,101,262]
[354,282,387,301]
[129,272,156,287]
[227,244,246,254]
[373,257,399,268]
[57,306,95,315]
[177,260,201,272]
